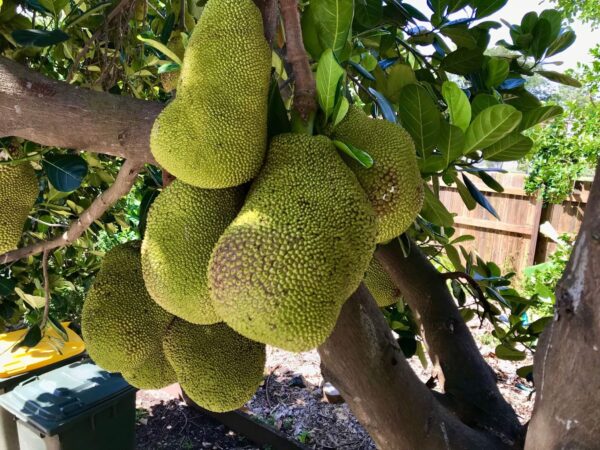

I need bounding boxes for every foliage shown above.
[0,0,584,361]
[552,0,600,27]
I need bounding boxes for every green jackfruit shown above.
[82,242,174,372]
[0,163,38,254]
[142,180,243,324]
[122,350,177,390]
[150,0,271,188]
[364,258,401,307]
[209,134,377,352]
[163,319,265,412]
[326,106,423,243]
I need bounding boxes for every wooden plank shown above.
[439,183,527,197]
[453,216,534,236]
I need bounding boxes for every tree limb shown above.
[253,0,279,46]
[279,0,316,121]
[0,159,143,265]
[526,163,600,449]
[376,241,524,447]
[318,284,507,449]
[0,57,160,164]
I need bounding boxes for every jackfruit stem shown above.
[290,109,315,135]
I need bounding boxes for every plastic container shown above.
[0,324,86,450]
[0,359,136,450]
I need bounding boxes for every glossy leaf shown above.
[471,94,500,117]
[482,132,534,161]
[495,344,526,361]
[398,84,440,156]
[42,154,89,192]
[333,140,374,168]
[316,49,344,121]
[438,121,465,167]
[546,29,576,57]
[312,0,354,60]
[536,70,582,87]
[462,174,500,219]
[454,174,476,210]
[348,61,376,81]
[421,185,454,227]
[331,96,350,127]
[355,0,382,28]
[473,0,508,18]
[518,105,563,131]
[368,88,397,123]
[463,104,522,154]
[485,57,510,88]
[137,33,182,65]
[12,29,69,47]
[440,48,485,75]
[442,81,471,132]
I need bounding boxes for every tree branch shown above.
[279,0,316,121]
[526,163,600,449]
[318,284,507,449]
[0,159,143,265]
[0,57,160,164]
[253,0,279,46]
[376,240,524,446]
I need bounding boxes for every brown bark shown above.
[253,0,279,46]
[0,57,160,164]
[376,241,524,446]
[279,0,317,121]
[525,164,600,449]
[318,284,507,449]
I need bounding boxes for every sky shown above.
[404,0,599,69]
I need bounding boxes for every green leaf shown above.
[546,29,576,57]
[137,33,182,65]
[518,105,563,131]
[438,121,465,167]
[471,94,500,117]
[378,64,417,104]
[312,0,354,60]
[12,326,42,352]
[355,0,382,28]
[419,155,446,174]
[476,171,504,193]
[495,344,526,361]
[14,288,46,309]
[442,81,471,132]
[531,18,552,59]
[462,174,499,218]
[516,365,533,379]
[12,29,69,47]
[528,316,552,335]
[48,315,69,341]
[316,49,344,121]
[473,0,507,18]
[157,62,180,74]
[539,9,562,43]
[535,70,582,87]
[368,88,397,123]
[42,154,88,192]
[485,57,510,88]
[0,278,16,297]
[440,26,478,49]
[301,5,325,59]
[463,104,522,154]
[64,1,111,28]
[331,96,349,127]
[482,132,533,161]
[453,174,476,210]
[440,48,485,75]
[398,84,441,157]
[421,185,454,227]
[333,140,374,168]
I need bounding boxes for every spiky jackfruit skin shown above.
[0,163,38,254]
[122,350,177,390]
[150,0,271,188]
[365,258,401,307]
[142,180,243,324]
[326,106,424,243]
[81,242,174,372]
[163,319,265,412]
[208,134,377,352]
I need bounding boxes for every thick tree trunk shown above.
[525,164,600,449]
[376,241,524,447]
[0,57,159,164]
[318,284,506,449]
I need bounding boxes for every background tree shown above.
[0,0,598,448]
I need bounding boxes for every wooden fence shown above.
[437,172,591,273]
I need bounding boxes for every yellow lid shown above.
[0,323,85,378]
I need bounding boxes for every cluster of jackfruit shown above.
[150,0,271,188]
[80,0,424,410]
[82,243,265,412]
[0,162,38,254]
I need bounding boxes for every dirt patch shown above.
[136,322,534,449]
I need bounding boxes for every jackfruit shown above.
[0,163,38,254]
[208,134,377,352]
[81,242,174,372]
[364,258,401,307]
[142,180,243,324]
[122,349,177,390]
[163,319,265,412]
[326,106,423,243]
[150,0,271,188]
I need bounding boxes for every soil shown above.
[136,322,534,449]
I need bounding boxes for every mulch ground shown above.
[135,323,534,449]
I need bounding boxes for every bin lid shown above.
[0,323,86,379]
[0,360,134,435]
